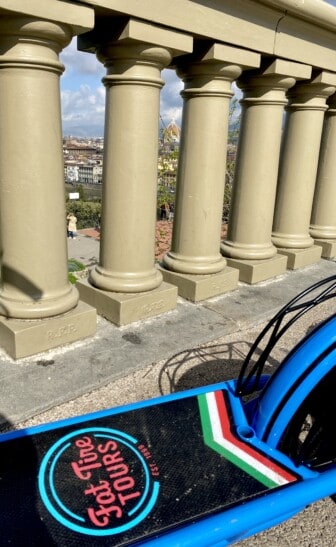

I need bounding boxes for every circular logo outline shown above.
[38,427,160,536]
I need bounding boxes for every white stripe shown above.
[206,392,289,486]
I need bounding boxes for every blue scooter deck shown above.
[0,387,299,546]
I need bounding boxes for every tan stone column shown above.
[77,20,192,325]
[272,72,336,269]
[310,92,336,258]
[0,15,96,358]
[161,44,259,301]
[221,59,311,283]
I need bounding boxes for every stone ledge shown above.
[277,245,322,270]
[225,254,287,284]
[313,238,336,259]
[0,301,97,359]
[77,279,177,326]
[160,266,239,302]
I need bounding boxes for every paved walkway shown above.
[68,222,228,264]
[0,231,335,545]
[67,228,100,266]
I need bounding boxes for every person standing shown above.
[168,202,174,222]
[160,202,170,220]
[67,212,77,239]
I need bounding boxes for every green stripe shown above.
[198,394,278,489]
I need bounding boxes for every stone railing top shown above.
[74,0,336,71]
[0,0,336,71]
[0,0,94,35]
[258,0,336,30]
[1,1,336,70]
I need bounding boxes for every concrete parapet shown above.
[226,255,288,285]
[0,301,96,359]
[313,239,336,259]
[160,267,239,302]
[277,245,322,270]
[77,279,177,326]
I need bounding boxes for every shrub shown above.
[66,201,101,229]
[68,259,86,272]
[68,272,77,284]
[68,259,86,284]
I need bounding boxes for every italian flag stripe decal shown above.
[198,391,297,488]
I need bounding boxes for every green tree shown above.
[77,184,86,201]
[223,96,240,221]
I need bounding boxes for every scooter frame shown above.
[0,276,335,546]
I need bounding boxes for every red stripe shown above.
[214,391,296,482]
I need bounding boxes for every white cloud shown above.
[60,39,104,78]
[62,85,105,118]
[160,69,183,126]
[61,84,106,136]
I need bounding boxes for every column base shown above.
[313,238,336,259]
[162,251,227,275]
[77,279,177,326]
[159,266,239,302]
[89,265,163,293]
[225,254,287,284]
[0,301,97,360]
[277,245,322,270]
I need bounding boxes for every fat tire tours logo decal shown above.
[38,427,160,536]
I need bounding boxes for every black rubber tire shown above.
[278,367,336,468]
[278,367,336,501]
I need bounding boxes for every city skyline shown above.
[59,0,336,136]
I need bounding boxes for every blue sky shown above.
[59,0,336,136]
[60,41,183,136]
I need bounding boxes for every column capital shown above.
[238,57,311,104]
[79,17,192,59]
[99,42,173,89]
[174,41,260,98]
[287,70,336,110]
[0,16,73,74]
[178,62,242,99]
[176,42,260,81]
[99,41,172,68]
[0,0,94,36]
[326,91,336,111]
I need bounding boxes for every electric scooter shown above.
[0,275,335,546]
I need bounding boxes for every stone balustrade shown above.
[0,0,336,358]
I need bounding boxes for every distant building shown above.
[63,138,103,185]
[158,119,180,190]
[78,163,103,185]
[162,119,181,144]
[227,144,237,162]
[62,131,181,189]
[65,163,79,184]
